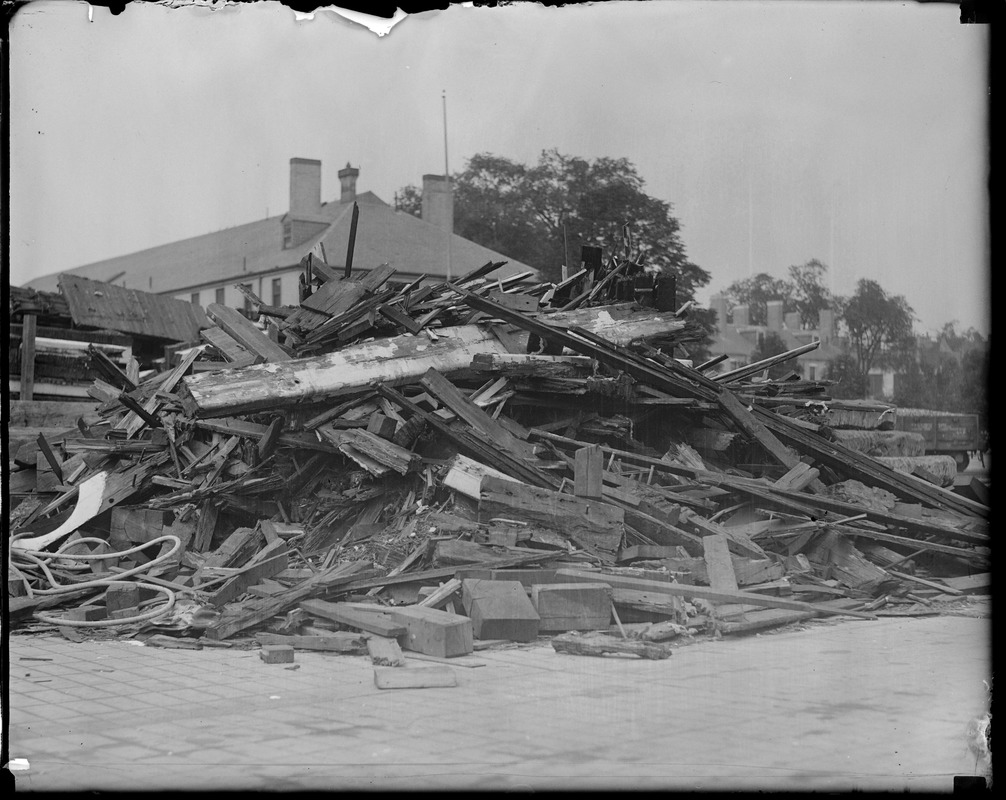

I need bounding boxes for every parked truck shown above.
[893,408,983,471]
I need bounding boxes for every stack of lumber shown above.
[8,245,988,657]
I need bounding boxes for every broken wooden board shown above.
[206,546,290,608]
[938,573,991,595]
[382,605,474,657]
[254,631,368,653]
[179,325,513,418]
[531,583,612,632]
[701,534,739,593]
[461,579,540,642]
[479,475,624,559]
[555,569,878,620]
[206,303,291,363]
[374,665,457,689]
[716,598,868,636]
[551,632,672,660]
[442,454,522,501]
[316,425,420,476]
[421,368,535,460]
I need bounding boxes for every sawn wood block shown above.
[461,579,540,642]
[530,583,612,633]
[382,605,474,657]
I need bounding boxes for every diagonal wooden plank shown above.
[207,303,291,362]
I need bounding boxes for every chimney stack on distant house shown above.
[338,163,359,204]
[284,157,328,249]
[289,158,322,218]
[784,311,801,330]
[421,174,454,233]
[818,309,835,345]
[710,294,729,332]
[733,304,750,327]
[766,300,784,332]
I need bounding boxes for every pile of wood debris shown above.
[8,251,989,664]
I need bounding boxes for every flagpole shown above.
[443,90,452,282]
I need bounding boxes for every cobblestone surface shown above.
[7,611,992,791]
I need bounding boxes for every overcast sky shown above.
[8,0,990,335]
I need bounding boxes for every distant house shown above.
[706,294,845,380]
[24,159,539,312]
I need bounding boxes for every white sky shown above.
[8,0,990,335]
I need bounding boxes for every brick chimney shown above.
[733,304,750,327]
[289,158,322,218]
[284,157,328,249]
[818,309,835,344]
[421,174,454,233]
[766,300,784,332]
[784,311,801,330]
[338,163,359,204]
[710,294,729,332]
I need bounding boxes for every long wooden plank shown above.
[200,326,259,366]
[421,368,534,458]
[298,599,407,638]
[206,303,291,363]
[702,535,739,592]
[206,547,290,607]
[555,569,878,620]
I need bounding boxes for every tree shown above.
[838,279,916,377]
[826,353,868,399]
[788,259,833,328]
[721,272,793,326]
[397,150,710,300]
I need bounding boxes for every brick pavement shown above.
[6,609,992,791]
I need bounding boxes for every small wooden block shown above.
[260,645,295,663]
[366,413,398,440]
[367,635,406,667]
[65,606,107,622]
[374,665,457,689]
[105,584,142,614]
[461,579,540,642]
[531,583,612,633]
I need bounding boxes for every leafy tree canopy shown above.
[840,278,916,376]
[397,149,710,298]
[722,259,834,328]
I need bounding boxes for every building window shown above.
[272,277,282,307]
[215,287,225,305]
[808,365,816,381]
[190,292,200,305]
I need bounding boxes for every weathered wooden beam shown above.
[206,303,292,363]
[555,569,877,620]
[179,325,511,418]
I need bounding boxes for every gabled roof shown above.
[25,192,539,295]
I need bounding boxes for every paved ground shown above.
[7,607,992,792]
